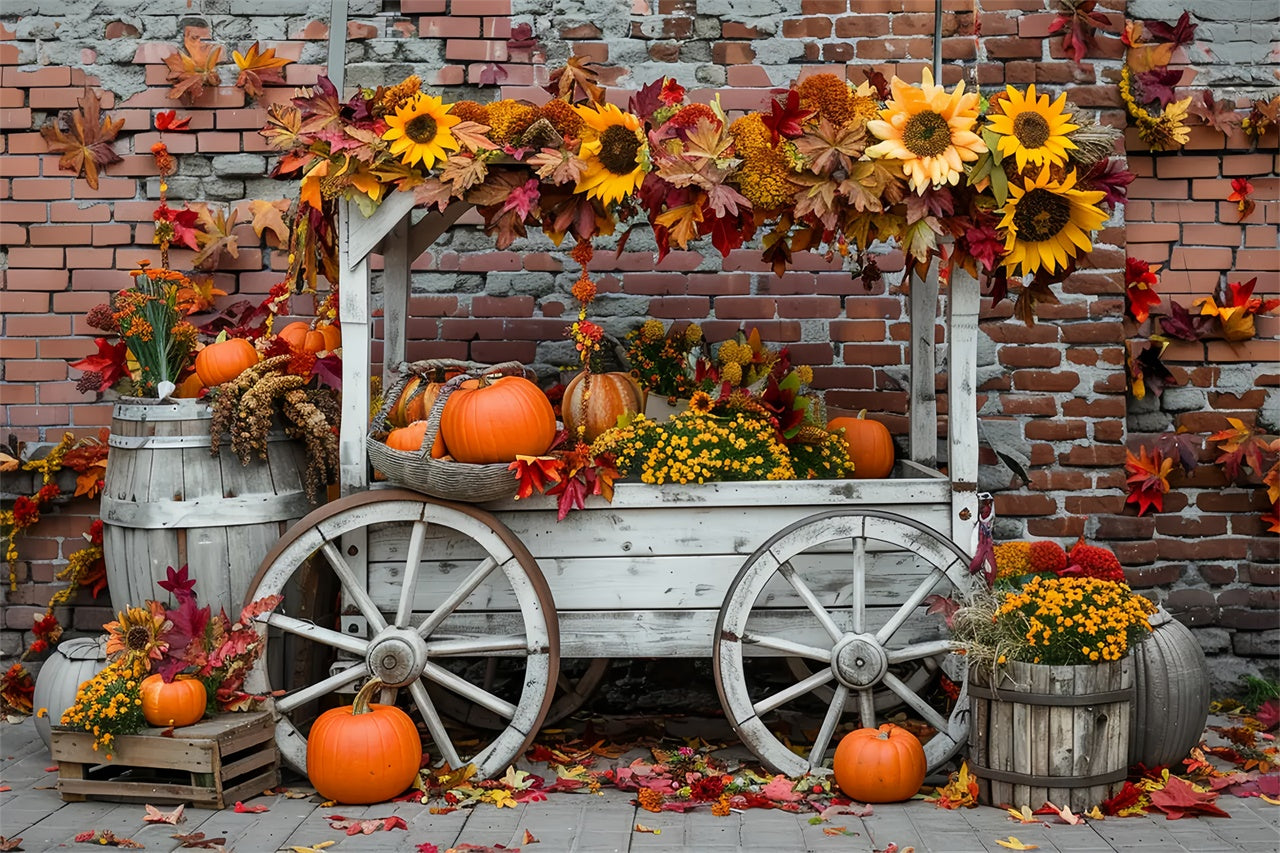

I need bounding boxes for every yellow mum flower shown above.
[382,93,462,170]
[865,69,986,193]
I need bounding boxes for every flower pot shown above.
[644,396,689,421]
[32,636,109,751]
[968,657,1134,811]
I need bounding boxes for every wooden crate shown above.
[51,711,279,809]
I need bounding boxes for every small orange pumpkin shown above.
[440,374,556,464]
[828,410,895,479]
[385,420,431,453]
[562,370,646,442]
[832,723,927,803]
[387,368,460,429]
[172,371,204,399]
[139,674,207,728]
[307,678,422,805]
[194,338,259,388]
[279,320,341,354]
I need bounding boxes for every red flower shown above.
[12,496,40,528]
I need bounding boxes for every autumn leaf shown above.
[1157,300,1214,341]
[72,831,143,848]
[1125,445,1173,515]
[155,109,191,132]
[163,29,224,104]
[529,147,587,186]
[232,42,290,100]
[325,815,408,834]
[995,838,1038,850]
[924,760,979,809]
[546,56,605,104]
[143,803,185,824]
[654,203,705,249]
[1127,339,1175,400]
[450,119,497,153]
[1189,90,1243,136]
[1124,256,1161,323]
[794,116,866,174]
[1047,0,1114,65]
[70,337,129,392]
[248,198,291,246]
[1228,177,1256,221]
[762,89,814,145]
[1144,10,1198,47]
[39,89,124,190]
[1208,417,1272,481]
[440,153,490,194]
[633,823,661,834]
[1149,774,1231,819]
[1035,801,1085,825]
[923,593,960,627]
[233,800,269,813]
[191,204,241,270]
[823,826,857,836]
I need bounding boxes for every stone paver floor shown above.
[2,714,1278,852]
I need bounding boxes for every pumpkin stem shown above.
[858,408,868,419]
[353,678,386,715]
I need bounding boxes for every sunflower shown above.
[573,102,647,205]
[688,390,714,414]
[104,601,170,664]
[986,84,1078,171]
[865,69,986,193]
[382,93,461,170]
[997,168,1108,277]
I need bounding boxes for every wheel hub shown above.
[830,633,888,688]
[366,627,429,687]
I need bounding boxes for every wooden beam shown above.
[909,262,939,468]
[347,191,417,265]
[947,266,981,554]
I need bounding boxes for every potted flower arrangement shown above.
[951,538,1156,810]
[57,566,280,758]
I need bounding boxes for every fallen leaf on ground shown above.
[0,836,22,851]
[873,845,914,853]
[288,842,334,853]
[325,815,408,835]
[1034,802,1084,825]
[143,803,185,824]
[521,829,538,843]
[633,823,661,834]
[995,838,1038,850]
[1149,774,1231,819]
[173,832,229,849]
[72,830,143,848]
[233,800,269,813]
[1006,805,1041,824]
[823,825,857,836]
[818,803,873,820]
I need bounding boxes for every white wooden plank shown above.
[947,266,981,555]
[346,192,416,264]
[338,200,372,495]
[909,261,938,468]
[381,213,411,378]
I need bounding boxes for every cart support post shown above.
[947,268,981,555]
[908,264,940,468]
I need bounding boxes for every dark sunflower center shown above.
[902,110,952,157]
[598,124,641,175]
[125,625,151,651]
[1012,111,1051,149]
[405,113,439,144]
[1013,188,1072,242]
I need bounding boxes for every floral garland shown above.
[262,62,1130,322]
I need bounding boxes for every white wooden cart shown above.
[243,193,983,781]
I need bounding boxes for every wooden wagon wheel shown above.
[430,658,610,730]
[242,489,559,780]
[784,654,938,712]
[714,509,973,777]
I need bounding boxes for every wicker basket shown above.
[367,359,534,503]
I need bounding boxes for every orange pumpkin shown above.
[172,371,204,399]
[385,420,431,453]
[307,678,422,804]
[139,674,207,728]
[440,374,556,464]
[194,338,259,388]
[388,368,460,429]
[562,370,646,442]
[279,320,341,353]
[828,411,895,479]
[832,723,927,803]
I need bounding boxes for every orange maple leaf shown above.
[1125,445,1173,516]
[232,41,290,100]
[654,202,705,249]
[39,89,124,190]
[163,29,223,104]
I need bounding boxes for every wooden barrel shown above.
[968,657,1133,811]
[1130,608,1210,767]
[101,398,313,614]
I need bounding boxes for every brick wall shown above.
[1,1,1277,693]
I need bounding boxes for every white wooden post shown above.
[382,215,411,378]
[909,263,939,468]
[947,267,981,555]
[337,199,372,496]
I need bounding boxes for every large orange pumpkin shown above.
[139,674,207,728]
[832,723,927,803]
[306,678,422,805]
[440,374,556,464]
[278,320,341,354]
[562,370,646,442]
[828,411,895,479]
[194,338,259,388]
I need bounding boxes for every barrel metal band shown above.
[101,492,313,527]
[969,762,1128,787]
[969,684,1132,706]
[109,433,292,450]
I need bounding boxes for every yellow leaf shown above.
[633,823,661,834]
[653,202,705,249]
[489,789,516,808]
[249,198,291,246]
[1006,805,1038,823]
[1261,794,1280,805]
[290,843,335,853]
[996,838,1038,850]
[1085,806,1105,820]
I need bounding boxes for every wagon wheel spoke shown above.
[883,670,949,732]
[409,678,463,770]
[320,540,388,633]
[742,633,832,662]
[778,562,843,642]
[427,635,530,656]
[875,563,957,645]
[257,612,369,658]
[422,660,518,720]
[753,667,833,716]
[415,556,499,639]
[393,520,429,628]
[856,687,876,730]
[808,684,849,766]
[886,639,955,664]
[275,663,366,714]
[850,537,866,634]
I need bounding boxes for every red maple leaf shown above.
[1228,177,1256,221]
[1124,256,1161,323]
[1144,10,1198,46]
[1148,774,1231,819]
[1125,445,1173,515]
[507,455,563,500]
[1100,780,1144,815]
[762,90,814,145]
[1047,0,1114,64]
[155,109,191,132]
[70,337,129,391]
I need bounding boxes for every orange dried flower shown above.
[1029,540,1067,574]
[637,787,664,812]
[797,73,855,127]
[538,98,585,139]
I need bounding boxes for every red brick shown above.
[1011,369,1080,393]
[782,17,833,38]
[1155,157,1220,179]
[1024,419,1087,440]
[986,37,1045,60]
[420,17,481,38]
[713,43,756,64]
[835,16,890,38]
[714,296,776,320]
[998,347,1061,369]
